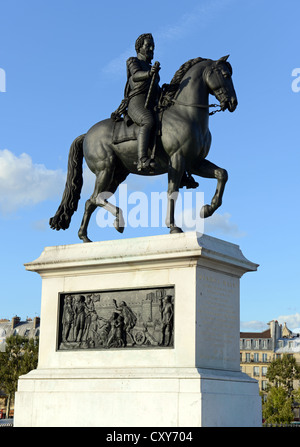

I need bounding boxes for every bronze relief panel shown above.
[57,286,174,350]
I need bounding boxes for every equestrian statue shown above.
[49,33,238,242]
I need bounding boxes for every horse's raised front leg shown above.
[192,159,228,218]
[165,153,185,234]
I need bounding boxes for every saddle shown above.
[111,113,161,162]
[112,116,140,145]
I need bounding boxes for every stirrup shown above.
[180,172,199,189]
[137,157,156,172]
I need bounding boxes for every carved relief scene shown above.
[58,287,174,350]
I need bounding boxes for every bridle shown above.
[170,98,222,115]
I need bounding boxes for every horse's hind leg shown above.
[78,164,129,242]
[78,168,114,242]
[97,193,125,234]
[78,199,97,242]
[107,167,129,233]
[192,159,228,218]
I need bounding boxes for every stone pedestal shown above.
[14,232,261,427]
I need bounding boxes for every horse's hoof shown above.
[113,219,124,233]
[79,234,92,243]
[200,205,213,218]
[169,226,183,234]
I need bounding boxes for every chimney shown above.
[33,317,40,329]
[11,316,21,329]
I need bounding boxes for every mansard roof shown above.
[0,317,40,352]
[240,329,271,339]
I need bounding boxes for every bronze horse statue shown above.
[50,55,237,242]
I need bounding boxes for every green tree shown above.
[0,335,39,418]
[263,386,294,425]
[262,354,300,425]
[266,354,300,398]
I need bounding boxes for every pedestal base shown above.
[14,232,261,427]
[15,367,260,427]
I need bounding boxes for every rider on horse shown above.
[112,33,158,172]
[112,33,198,188]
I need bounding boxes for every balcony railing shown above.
[240,358,272,364]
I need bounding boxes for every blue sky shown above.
[0,0,299,332]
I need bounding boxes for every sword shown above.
[145,61,160,109]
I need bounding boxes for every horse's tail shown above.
[49,134,86,231]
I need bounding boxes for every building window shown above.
[262,380,268,391]
[254,339,259,349]
[262,367,268,377]
[254,353,259,362]
[262,353,268,362]
[262,339,268,349]
[253,366,259,377]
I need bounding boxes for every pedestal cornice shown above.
[24,232,258,277]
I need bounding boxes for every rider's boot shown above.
[137,126,156,172]
[180,171,199,189]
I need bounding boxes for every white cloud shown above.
[276,313,300,332]
[240,320,269,332]
[0,149,66,214]
[204,212,246,238]
[240,314,300,333]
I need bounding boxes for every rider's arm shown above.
[127,57,151,82]
[132,71,151,81]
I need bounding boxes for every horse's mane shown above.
[160,57,208,108]
[170,57,207,86]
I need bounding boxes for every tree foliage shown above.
[0,335,39,398]
[263,354,300,424]
[266,354,300,398]
[263,386,294,424]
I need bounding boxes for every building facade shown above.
[240,320,300,401]
[0,316,40,418]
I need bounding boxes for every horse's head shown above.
[204,55,238,112]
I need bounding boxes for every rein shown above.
[170,99,222,115]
